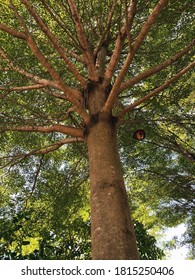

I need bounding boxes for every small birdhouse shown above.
[133,129,146,141]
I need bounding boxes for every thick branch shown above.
[21,0,86,88]
[0,47,61,89]
[133,0,169,52]
[0,124,84,138]
[0,84,46,92]
[102,51,135,114]
[26,36,65,85]
[102,0,168,113]
[0,23,27,39]
[26,32,89,122]
[118,61,195,118]
[33,138,84,155]
[103,0,136,88]
[124,0,136,49]
[94,0,117,58]
[67,0,98,81]
[1,3,89,123]
[0,46,89,123]
[119,39,195,93]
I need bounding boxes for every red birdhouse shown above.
[133,129,146,141]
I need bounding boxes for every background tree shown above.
[0,0,194,259]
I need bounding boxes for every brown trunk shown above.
[87,112,139,260]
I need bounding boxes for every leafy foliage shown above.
[0,151,164,260]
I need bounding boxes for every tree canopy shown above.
[0,0,194,259]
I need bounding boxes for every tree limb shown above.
[0,45,89,123]
[33,137,85,155]
[103,0,136,88]
[0,47,61,89]
[151,133,195,163]
[1,2,89,123]
[21,0,87,88]
[0,23,27,39]
[119,39,195,93]
[118,61,195,118]
[0,84,46,92]
[102,0,168,114]
[133,0,169,52]
[94,0,117,58]
[124,0,136,49]
[26,34,89,122]
[0,138,84,169]
[67,0,98,81]
[0,124,84,138]
[39,0,84,57]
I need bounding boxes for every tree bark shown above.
[87,112,139,259]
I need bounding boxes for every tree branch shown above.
[0,43,89,123]
[26,36,64,85]
[94,0,117,58]
[103,0,136,88]
[151,132,195,163]
[0,84,46,92]
[0,23,27,39]
[67,0,98,81]
[0,47,61,89]
[124,0,136,49]
[21,0,87,88]
[0,124,84,138]
[26,33,89,122]
[1,2,89,123]
[118,61,195,118]
[33,137,85,155]
[133,0,169,52]
[0,138,84,169]
[102,0,168,114]
[39,0,83,55]
[119,39,195,93]
[10,2,69,93]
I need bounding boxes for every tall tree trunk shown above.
[87,112,139,259]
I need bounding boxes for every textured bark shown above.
[87,112,139,259]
